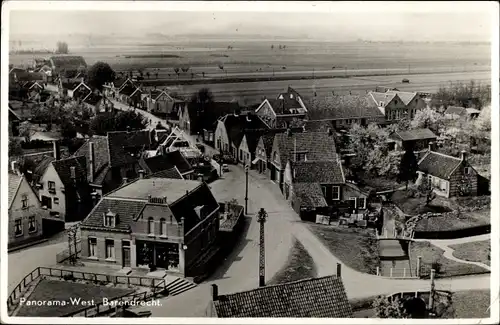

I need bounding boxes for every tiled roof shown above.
[139,151,193,175]
[8,173,23,208]
[385,91,417,105]
[8,101,35,120]
[52,156,87,185]
[32,155,55,184]
[293,183,328,208]
[145,167,184,180]
[274,131,337,169]
[302,120,333,132]
[189,102,241,131]
[212,275,352,318]
[80,198,144,232]
[222,113,269,147]
[444,106,466,116]
[418,151,463,179]
[291,160,345,184]
[391,128,437,141]
[22,81,44,90]
[50,55,87,69]
[306,95,385,120]
[466,108,481,114]
[369,91,397,108]
[83,93,103,106]
[73,136,110,184]
[107,130,151,167]
[260,134,275,157]
[119,84,140,97]
[15,72,46,82]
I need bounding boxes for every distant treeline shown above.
[124,54,182,59]
[10,49,54,54]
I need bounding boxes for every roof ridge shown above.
[429,150,462,161]
[221,275,340,297]
[103,197,148,202]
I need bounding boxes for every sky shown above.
[6,2,495,42]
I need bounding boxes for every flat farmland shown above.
[160,70,491,104]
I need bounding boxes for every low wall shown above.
[414,224,491,240]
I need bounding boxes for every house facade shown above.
[255,87,308,128]
[417,150,478,198]
[145,90,176,115]
[79,178,220,277]
[8,172,45,248]
[103,78,136,99]
[254,134,275,174]
[368,91,426,123]
[388,128,437,152]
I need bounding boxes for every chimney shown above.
[91,191,99,206]
[286,128,292,137]
[460,150,467,162]
[337,263,342,278]
[53,140,61,160]
[327,128,333,136]
[89,142,95,183]
[428,142,434,152]
[70,166,76,181]
[11,160,18,174]
[123,177,128,184]
[139,170,145,179]
[211,284,219,301]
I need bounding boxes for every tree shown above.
[89,111,146,136]
[475,105,491,132]
[146,71,150,79]
[202,71,205,78]
[155,71,159,79]
[373,295,408,318]
[87,62,116,91]
[410,107,445,135]
[60,120,77,139]
[271,44,274,49]
[418,174,436,205]
[9,139,24,156]
[398,147,418,189]
[19,121,36,142]
[191,72,194,80]
[56,41,69,54]
[18,158,37,183]
[173,67,180,76]
[191,88,214,111]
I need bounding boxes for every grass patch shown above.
[308,224,379,274]
[16,279,135,317]
[450,240,490,266]
[391,190,453,215]
[415,211,490,233]
[269,239,317,285]
[409,241,489,278]
[359,174,400,192]
[452,290,490,318]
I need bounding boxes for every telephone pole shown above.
[257,208,268,287]
[245,165,249,214]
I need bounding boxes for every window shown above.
[160,218,167,236]
[295,152,307,161]
[22,195,28,209]
[349,197,357,209]
[464,167,471,175]
[14,219,23,236]
[357,197,367,209]
[147,217,155,235]
[48,181,56,193]
[54,197,59,205]
[379,101,384,107]
[332,186,340,200]
[273,152,278,162]
[105,239,115,259]
[28,216,37,232]
[321,185,327,197]
[88,238,97,257]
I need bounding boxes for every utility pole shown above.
[245,165,249,214]
[257,208,268,287]
[428,268,436,314]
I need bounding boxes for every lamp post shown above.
[67,224,79,265]
[245,165,249,215]
[257,208,268,287]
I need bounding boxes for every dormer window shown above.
[103,209,117,227]
[379,101,385,107]
[22,195,28,209]
[290,93,294,99]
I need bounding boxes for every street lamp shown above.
[245,165,249,215]
[257,208,268,287]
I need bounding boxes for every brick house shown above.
[73,130,155,197]
[388,128,437,152]
[79,178,220,277]
[306,95,386,129]
[8,171,45,249]
[254,87,308,129]
[206,275,352,317]
[269,129,338,192]
[36,148,92,228]
[417,150,478,198]
[368,90,426,123]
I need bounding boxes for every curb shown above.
[8,238,49,253]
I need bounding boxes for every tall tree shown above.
[89,111,146,136]
[9,139,24,156]
[19,121,36,142]
[410,107,444,135]
[88,62,116,91]
[56,41,69,54]
[398,147,418,189]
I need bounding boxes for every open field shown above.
[450,240,490,266]
[452,290,491,318]
[16,279,135,317]
[308,224,379,275]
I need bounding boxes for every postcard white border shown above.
[1,1,499,324]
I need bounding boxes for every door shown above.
[122,247,131,267]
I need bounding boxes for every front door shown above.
[122,247,131,267]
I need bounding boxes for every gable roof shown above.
[306,95,385,121]
[444,106,467,116]
[80,198,145,232]
[107,130,151,167]
[139,151,193,175]
[188,101,241,131]
[8,173,24,209]
[302,120,333,132]
[32,155,56,184]
[83,93,103,106]
[290,160,345,184]
[49,55,87,70]
[221,113,269,147]
[73,136,110,184]
[418,151,464,179]
[369,91,398,108]
[385,90,418,105]
[274,131,337,169]
[51,156,87,186]
[119,84,140,97]
[145,167,184,180]
[212,275,352,318]
[259,134,275,157]
[391,128,437,142]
